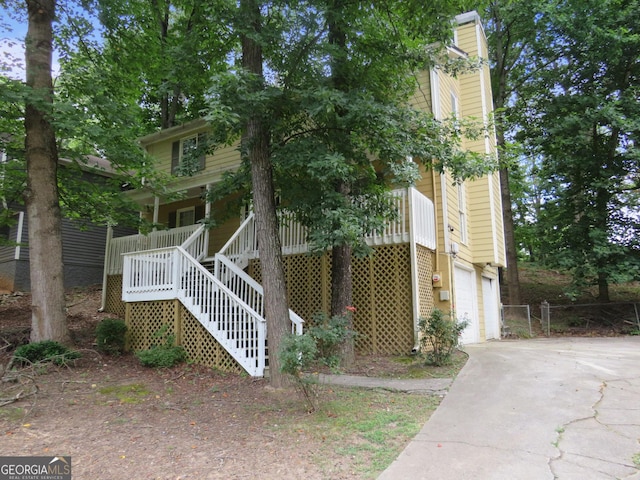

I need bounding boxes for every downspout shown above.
[431,168,440,273]
[408,188,420,352]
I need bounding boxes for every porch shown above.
[101,187,436,376]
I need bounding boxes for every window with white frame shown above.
[458,182,468,245]
[176,206,196,227]
[171,133,206,175]
[450,91,460,134]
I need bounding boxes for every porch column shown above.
[153,196,160,225]
[204,183,212,255]
[408,188,420,350]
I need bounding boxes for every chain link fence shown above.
[502,302,640,338]
[539,301,640,337]
[501,305,532,338]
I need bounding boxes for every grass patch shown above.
[384,350,468,380]
[98,383,151,404]
[274,388,440,478]
[0,406,26,422]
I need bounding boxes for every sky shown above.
[1,4,71,81]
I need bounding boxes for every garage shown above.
[454,265,480,344]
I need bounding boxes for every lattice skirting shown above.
[416,245,435,350]
[250,244,433,355]
[125,300,242,373]
[104,275,125,318]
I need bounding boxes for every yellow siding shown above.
[409,70,432,113]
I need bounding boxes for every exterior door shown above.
[454,265,479,344]
[482,276,500,340]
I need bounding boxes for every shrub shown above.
[418,309,468,366]
[135,344,186,368]
[12,340,81,366]
[278,309,357,412]
[279,333,320,411]
[135,325,186,368]
[306,311,355,370]
[95,318,127,355]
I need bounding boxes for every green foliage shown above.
[95,318,127,355]
[486,0,640,299]
[12,341,81,366]
[279,310,357,411]
[418,309,468,367]
[306,311,355,370]
[135,326,186,368]
[279,333,320,412]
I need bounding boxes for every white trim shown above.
[14,211,24,260]
[429,69,441,120]
[476,23,492,156]
[408,189,420,350]
[440,173,450,252]
[487,173,499,261]
[176,206,196,227]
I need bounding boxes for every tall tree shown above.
[210,2,494,367]
[239,0,291,387]
[92,0,232,129]
[23,0,69,343]
[519,0,640,300]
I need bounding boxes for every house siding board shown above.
[409,70,432,112]
[1,210,135,291]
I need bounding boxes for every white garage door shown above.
[454,266,479,345]
[482,276,500,340]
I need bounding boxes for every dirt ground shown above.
[0,287,436,480]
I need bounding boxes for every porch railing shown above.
[106,224,203,275]
[214,253,304,335]
[218,187,436,263]
[122,246,267,376]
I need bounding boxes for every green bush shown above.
[418,309,468,367]
[278,310,357,412]
[135,344,186,368]
[135,325,186,368]
[13,340,81,366]
[95,318,127,355]
[306,311,356,370]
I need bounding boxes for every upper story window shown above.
[171,133,207,176]
[458,182,468,245]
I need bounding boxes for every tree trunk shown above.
[499,156,521,306]
[24,0,70,344]
[326,1,355,368]
[331,242,355,366]
[241,0,290,387]
[490,11,521,306]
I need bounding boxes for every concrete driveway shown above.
[378,337,640,480]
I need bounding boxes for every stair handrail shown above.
[218,213,257,262]
[122,245,267,376]
[181,224,208,261]
[214,253,304,334]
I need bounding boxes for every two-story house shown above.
[101,11,505,377]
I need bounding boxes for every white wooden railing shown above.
[120,225,303,376]
[122,246,268,376]
[218,187,436,262]
[106,224,204,275]
[214,253,304,335]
